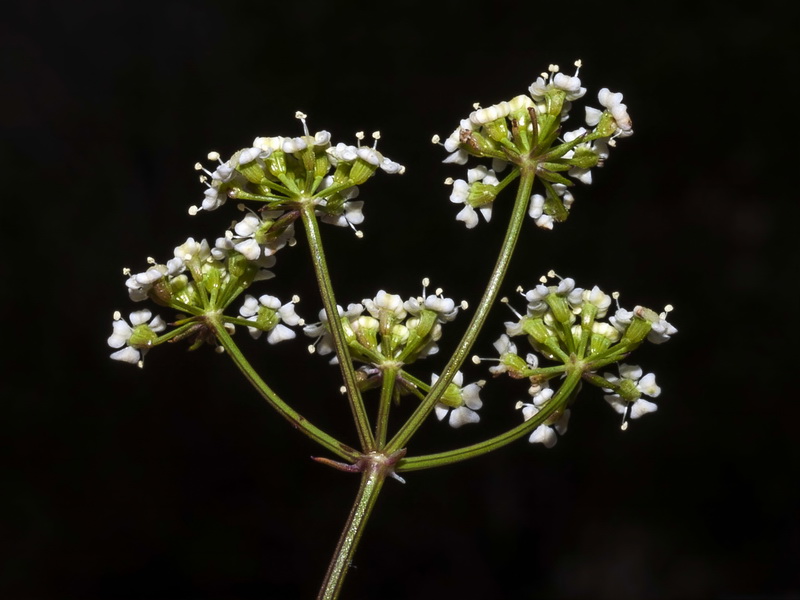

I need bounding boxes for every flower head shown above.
[435,60,633,230]
[108,309,166,367]
[239,294,304,345]
[602,363,661,429]
[432,371,484,428]
[189,115,404,240]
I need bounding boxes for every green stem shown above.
[317,460,388,600]
[397,368,582,471]
[385,167,536,454]
[374,366,398,448]
[300,203,376,452]
[209,315,360,463]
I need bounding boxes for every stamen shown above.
[500,296,524,319]
[295,111,310,136]
[431,134,441,144]
[194,162,213,177]
[621,403,631,431]
[421,277,430,297]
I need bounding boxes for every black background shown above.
[2,1,798,599]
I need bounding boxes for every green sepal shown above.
[499,352,530,379]
[621,314,653,346]
[438,382,463,409]
[467,182,499,208]
[349,158,378,185]
[395,311,436,363]
[128,324,159,349]
[237,161,269,185]
[483,118,510,143]
[545,293,572,325]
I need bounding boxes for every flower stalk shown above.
[385,166,536,454]
[301,202,376,453]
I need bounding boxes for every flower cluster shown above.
[437,61,633,229]
[123,237,275,310]
[191,113,404,238]
[304,282,465,367]
[109,234,304,365]
[478,272,676,446]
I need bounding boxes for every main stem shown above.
[317,460,388,600]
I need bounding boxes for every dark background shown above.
[2,1,797,599]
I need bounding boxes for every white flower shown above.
[469,101,511,127]
[602,363,661,423]
[581,285,613,318]
[518,402,570,448]
[432,371,484,428]
[441,118,474,165]
[364,290,407,320]
[303,303,364,357]
[124,258,185,302]
[609,306,635,333]
[529,384,554,407]
[404,290,460,323]
[239,294,303,345]
[230,210,295,258]
[645,309,678,345]
[108,309,166,367]
[586,88,633,137]
[316,178,365,234]
[449,166,498,229]
[529,64,586,102]
[326,142,359,164]
[528,194,554,229]
[488,334,518,375]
